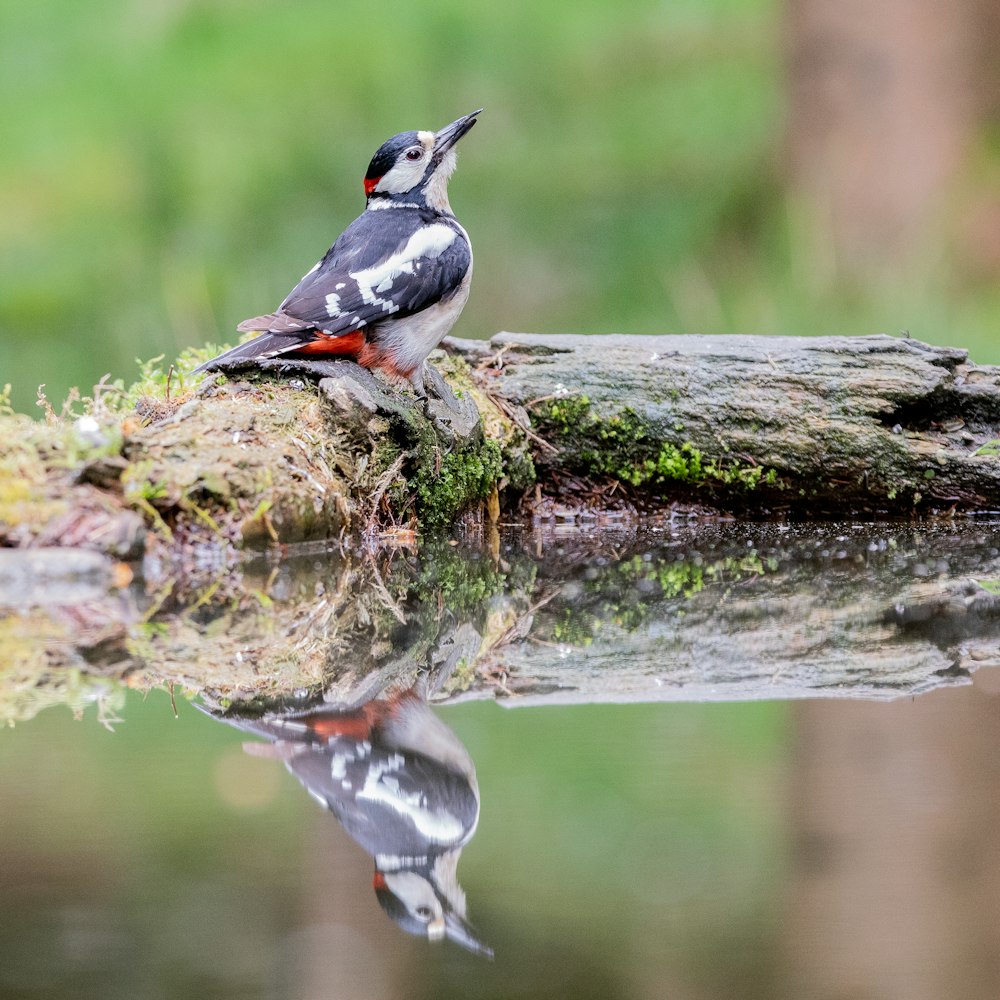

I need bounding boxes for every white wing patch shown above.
[325,292,342,316]
[331,753,349,780]
[274,720,308,733]
[376,853,428,869]
[357,751,465,844]
[350,224,456,317]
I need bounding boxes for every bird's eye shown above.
[405,148,423,161]
[415,905,433,920]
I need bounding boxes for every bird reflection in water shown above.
[202,688,492,958]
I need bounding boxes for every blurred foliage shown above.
[2,0,999,416]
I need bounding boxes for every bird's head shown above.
[364,109,482,213]
[373,868,493,959]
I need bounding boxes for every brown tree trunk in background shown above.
[981,0,1000,119]
[785,0,998,281]
[293,820,416,1000]
[783,679,1000,1000]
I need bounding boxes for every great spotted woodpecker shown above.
[195,110,482,395]
[202,689,492,958]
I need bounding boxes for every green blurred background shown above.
[3,0,999,414]
[3,3,1000,992]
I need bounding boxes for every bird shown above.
[195,109,482,396]
[200,688,493,958]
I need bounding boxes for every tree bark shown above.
[446,332,1000,514]
[784,0,997,279]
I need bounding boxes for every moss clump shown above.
[533,395,777,494]
[0,426,70,533]
[414,440,504,532]
[539,394,593,436]
[0,609,129,726]
[632,443,778,490]
[122,380,348,547]
[532,550,771,644]
[435,352,537,493]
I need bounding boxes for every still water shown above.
[2,520,1000,999]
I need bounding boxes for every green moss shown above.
[413,540,508,614]
[433,353,479,395]
[414,440,504,532]
[39,346,233,421]
[121,461,169,505]
[0,610,129,726]
[542,394,592,433]
[436,353,537,493]
[441,657,477,694]
[504,448,537,492]
[0,417,78,536]
[533,550,770,643]
[534,396,777,495]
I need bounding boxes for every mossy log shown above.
[2,333,1000,561]
[445,331,1000,513]
[0,357,507,562]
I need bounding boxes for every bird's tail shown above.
[194,701,382,744]
[192,327,310,373]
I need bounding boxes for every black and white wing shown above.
[287,740,480,859]
[252,212,471,337]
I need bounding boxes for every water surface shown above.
[2,520,1000,999]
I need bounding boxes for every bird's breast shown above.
[368,264,473,374]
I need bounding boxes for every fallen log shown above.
[1,333,999,561]
[445,332,1000,513]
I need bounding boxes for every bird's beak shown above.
[433,109,483,160]
[441,910,494,960]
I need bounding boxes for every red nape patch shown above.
[373,872,388,890]
[291,330,365,358]
[364,176,381,196]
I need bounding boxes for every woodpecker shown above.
[201,689,492,958]
[195,110,482,395]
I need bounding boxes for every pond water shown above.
[2,519,1000,999]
